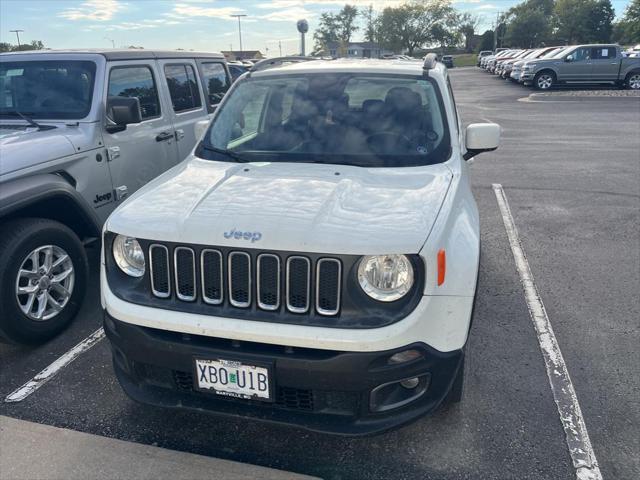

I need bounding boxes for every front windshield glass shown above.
[549,47,573,59]
[0,60,96,119]
[197,73,450,168]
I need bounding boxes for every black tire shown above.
[626,71,640,90]
[0,218,88,344]
[533,70,555,90]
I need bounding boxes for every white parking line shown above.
[492,184,602,480]
[4,328,105,403]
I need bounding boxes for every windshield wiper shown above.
[1,111,54,131]
[202,145,251,163]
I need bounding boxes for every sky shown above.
[0,0,632,56]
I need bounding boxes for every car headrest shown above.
[362,99,384,114]
[384,87,421,113]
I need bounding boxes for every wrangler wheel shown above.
[0,218,88,344]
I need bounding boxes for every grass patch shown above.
[451,53,477,67]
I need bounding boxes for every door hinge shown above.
[114,185,129,201]
[107,146,120,162]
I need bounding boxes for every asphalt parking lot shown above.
[1,68,638,480]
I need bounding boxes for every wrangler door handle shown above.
[155,131,173,142]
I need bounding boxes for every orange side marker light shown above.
[437,249,446,286]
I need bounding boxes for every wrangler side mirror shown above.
[106,96,142,133]
[464,123,501,160]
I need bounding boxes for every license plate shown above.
[194,358,272,401]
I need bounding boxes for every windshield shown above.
[197,73,451,168]
[0,60,96,120]
[548,47,573,59]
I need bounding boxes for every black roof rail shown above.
[251,56,318,72]
[423,53,438,71]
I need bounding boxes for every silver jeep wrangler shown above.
[0,49,230,344]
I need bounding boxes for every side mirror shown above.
[464,123,500,160]
[565,55,574,62]
[194,119,210,142]
[106,96,142,133]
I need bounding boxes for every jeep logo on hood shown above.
[224,229,262,243]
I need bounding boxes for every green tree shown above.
[613,0,640,44]
[477,30,494,52]
[313,12,340,51]
[313,4,360,53]
[431,8,462,53]
[0,40,45,52]
[378,0,457,56]
[505,5,550,47]
[361,4,378,43]
[458,12,481,53]
[338,4,359,44]
[553,0,614,43]
[587,0,615,42]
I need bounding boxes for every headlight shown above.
[113,235,145,277]
[357,255,414,302]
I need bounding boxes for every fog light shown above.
[369,374,430,412]
[400,377,420,389]
[388,349,422,365]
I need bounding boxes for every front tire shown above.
[626,71,640,90]
[533,71,555,90]
[0,218,88,344]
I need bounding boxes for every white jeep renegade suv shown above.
[101,55,500,435]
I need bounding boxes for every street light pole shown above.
[10,29,24,48]
[230,14,247,59]
[104,36,115,48]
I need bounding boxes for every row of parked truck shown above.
[477,44,640,90]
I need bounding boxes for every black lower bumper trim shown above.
[104,312,463,436]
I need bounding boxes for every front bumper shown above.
[520,71,534,82]
[105,313,463,436]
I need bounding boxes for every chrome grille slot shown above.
[229,252,251,308]
[201,249,223,305]
[286,256,310,313]
[257,254,280,310]
[174,247,196,301]
[149,244,170,298]
[316,259,341,316]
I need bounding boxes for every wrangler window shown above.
[200,62,230,106]
[108,66,160,120]
[164,64,202,112]
[0,60,96,120]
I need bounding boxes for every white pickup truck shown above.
[0,50,231,344]
[101,55,501,435]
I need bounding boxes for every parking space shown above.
[1,68,638,480]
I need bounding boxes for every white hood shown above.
[107,158,452,255]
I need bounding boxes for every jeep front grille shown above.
[148,245,342,316]
[201,249,223,304]
[149,244,170,298]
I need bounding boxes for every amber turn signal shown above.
[437,249,446,286]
